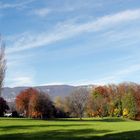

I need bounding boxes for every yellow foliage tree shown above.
[123,108,129,117]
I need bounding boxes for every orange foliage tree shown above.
[87,86,109,117]
[16,88,38,117]
[29,92,54,118]
[16,88,54,118]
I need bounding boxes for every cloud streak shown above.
[6,69,36,87]
[33,8,51,17]
[6,9,140,54]
[10,76,34,87]
[93,64,140,85]
[0,0,35,10]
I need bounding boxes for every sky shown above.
[0,0,140,87]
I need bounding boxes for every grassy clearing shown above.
[0,117,140,140]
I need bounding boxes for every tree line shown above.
[53,83,140,120]
[1,82,139,120]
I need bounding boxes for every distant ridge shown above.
[2,85,94,102]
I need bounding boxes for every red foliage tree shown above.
[16,88,54,118]
[87,86,109,117]
[29,92,54,118]
[16,88,38,117]
[94,86,109,98]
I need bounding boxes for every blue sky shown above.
[0,0,140,87]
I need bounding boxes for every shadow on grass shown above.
[100,130,140,140]
[0,129,140,140]
[50,117,126,122]
[0,128,111,140]
[0,124,91,131]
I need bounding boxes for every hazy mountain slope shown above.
[2,85,94,102]
[1,85,76,101]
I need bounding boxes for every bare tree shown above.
[68,88,89,119]
[0,36,6,97]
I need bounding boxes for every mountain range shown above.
[2,85,94,102]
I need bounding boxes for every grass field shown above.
[0,117,140,140]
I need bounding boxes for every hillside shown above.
[2,85,93,101]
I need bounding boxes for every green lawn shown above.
[0,117,140,140]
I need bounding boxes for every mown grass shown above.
[0,117,140,140]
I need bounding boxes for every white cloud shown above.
[101,29,140,42]
[69,64,140,86]
[33,8,51,17]
[39,82,64,86]
[0,0,35,10]
[12,77,33,86]
[53,0,102,12]
[48,63,140,86]
[6,75,35,87]
[94,64,140,85]
[6,9,140,54]
[5,64,36,87]
[67,80,99,86]
[6,53,34,68]
[31,0,102,17]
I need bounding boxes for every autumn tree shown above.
[62,96,73,117]
[29,92,54,118]
[107,84,122,117]
[16,88,38,117]
[54,96,68,118]
[122,91,136,119]
[134,85,140,119]
[87,86,109,118]
[16,88,55,118]
[0,37,6,97]
[54,96,64,110]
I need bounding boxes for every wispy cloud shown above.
[10,76,34,87]
[32,0,102,17]
[6,70,36,87]
[39,82,64,86]
[53,0,102,12]
[66,63,140,86]
[6,52,34,68]
[0,0,35,10]
[5,52,36,87]
[33,8,51,17]
[93,64,140,85]
[6,9,140,54]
